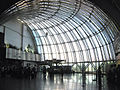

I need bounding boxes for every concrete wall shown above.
[0,17,36,52]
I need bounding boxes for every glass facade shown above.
[1,0,119,62]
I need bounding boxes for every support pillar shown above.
[21,23,24,51]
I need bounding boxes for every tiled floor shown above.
[0,73,113,90]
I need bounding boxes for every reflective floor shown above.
[0,73,114,90]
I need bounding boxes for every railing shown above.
[6,48,41,61]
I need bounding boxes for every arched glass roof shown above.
[1,0,119,62]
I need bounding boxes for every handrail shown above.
[6,48,41,61]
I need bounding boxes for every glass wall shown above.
[1,0,119,62]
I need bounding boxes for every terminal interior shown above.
[0,0,120,90]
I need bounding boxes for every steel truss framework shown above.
[1,0,119,63]
[71,60,115,72]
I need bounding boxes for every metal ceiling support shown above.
[0,0,119,63]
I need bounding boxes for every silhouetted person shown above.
[43,66,47,79]
[61,67,64,79]
[82,68,86,87]
[43,66,46,74]
[97,66,102,90]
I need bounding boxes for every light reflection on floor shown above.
[0,73,108,90]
